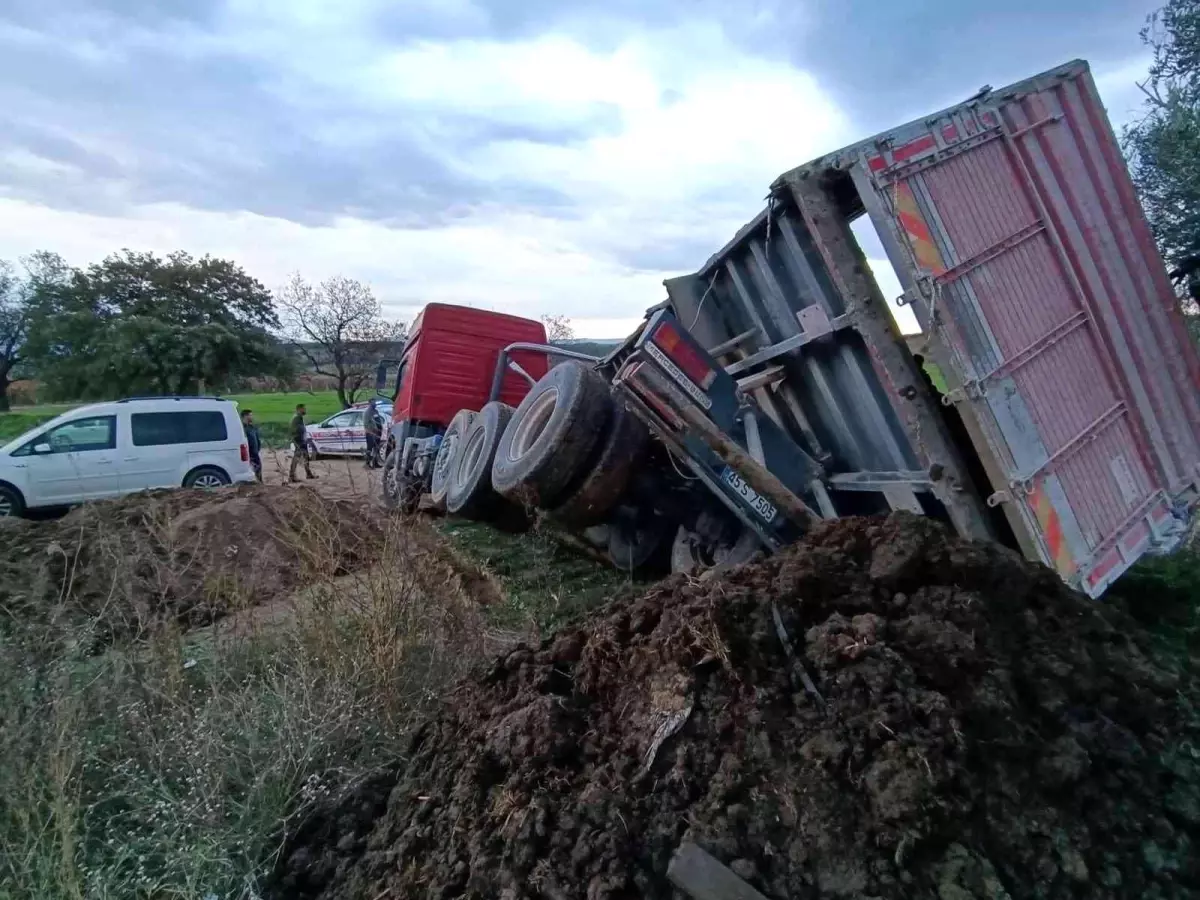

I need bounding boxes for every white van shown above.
[0,397,256,517]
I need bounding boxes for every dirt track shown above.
[271,513,1200,900]
[259,447,382,504]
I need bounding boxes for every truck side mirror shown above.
[375,360,388,393]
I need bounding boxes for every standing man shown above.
[363,399,383,469]
[241,408,263,482]
[289,402,318,482]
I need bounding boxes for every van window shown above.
[131,411,229,447]
[14,415,117,456]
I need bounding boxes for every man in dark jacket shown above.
[289,403,317,482]
[241,409,263,482]
[363,399,383,469]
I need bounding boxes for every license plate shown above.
[722,467,777,523]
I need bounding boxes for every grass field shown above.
[0,391,347,446]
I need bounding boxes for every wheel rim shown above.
[383,464,399,499]
[434,431,459,481]
[508,389,558,462]
[456,427,486,489]
[194,473,224,489]
[0,494,14,517]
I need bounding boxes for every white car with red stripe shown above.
[305,401,392,458]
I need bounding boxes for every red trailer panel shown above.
[830,60,1200,595]
[393,304,548,428]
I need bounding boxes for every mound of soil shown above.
[272,513,1200,900]
[0,485,381,643]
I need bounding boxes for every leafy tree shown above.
[23,250,292,400]
[541,314,575,342]
[1125,0,1200,320]
[0,259,36,412]
[278,274,407,409]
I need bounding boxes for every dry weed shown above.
[0,492,498,899]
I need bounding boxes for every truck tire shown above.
[381,449,402,510]
[447,402,514,519]
[550,401,649,529]
[492,361,612,509]
[670,525,762,576]
[430,409,477,510]
[380,450,423,513]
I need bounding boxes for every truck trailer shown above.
[378,59,1200,597]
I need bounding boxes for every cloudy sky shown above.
[0,0,1160,337]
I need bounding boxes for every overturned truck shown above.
[379,59,1200,597]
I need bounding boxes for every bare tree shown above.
[541,314,575,342]
[278,274,407,408]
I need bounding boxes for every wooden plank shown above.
[667,842,771,900]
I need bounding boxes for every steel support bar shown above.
[1013,402,1126,487]
[735,365,787,394]
[724,313,852,375]
[488,342,600,403]
[708,327,761,357]
[935,221,1045,286]
[977,311,1088,386]
[787,170,995,542]
[828,470,935,492]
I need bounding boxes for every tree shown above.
[1125,0,1200,319]
[278,274,407,408]
[541,314,575,342]
[0,259,36,412]
[23,250,293,400]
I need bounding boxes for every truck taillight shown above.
[240,444,249,462]
[653,321,716,389]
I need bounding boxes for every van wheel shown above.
[670,524,762,576]
[0,484,24,518]
[491,361,612,509]
[184,467,231,490]
[551,401,648,529]
[447,402,513,519]
[430,410,477,510]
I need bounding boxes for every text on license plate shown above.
[721,467,777,523]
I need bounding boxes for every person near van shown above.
[289,403,317,482]
[241,409,263,482]
[363,400,383,469]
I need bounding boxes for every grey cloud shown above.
[795,0,1150,127]
[0,1,594,228]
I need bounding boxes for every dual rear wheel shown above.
[389,359,759,574]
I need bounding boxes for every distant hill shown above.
[551,339,623,358]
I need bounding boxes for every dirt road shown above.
[260,447,382,504]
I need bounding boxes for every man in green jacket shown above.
[289,403,318,483]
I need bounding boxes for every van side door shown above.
[19,415,121,505]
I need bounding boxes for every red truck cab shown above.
[389,303,549,431]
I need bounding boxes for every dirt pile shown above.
[0,485,381,643]
[272,513,1200,900]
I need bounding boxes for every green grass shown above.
[923,361,948,394]
[437,518,645,634]
[1108,547,1200,661]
